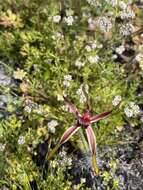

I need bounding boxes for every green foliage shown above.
[0,0,142,189]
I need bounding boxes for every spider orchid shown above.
[47,95,112,175]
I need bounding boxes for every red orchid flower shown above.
[48,95,112,175]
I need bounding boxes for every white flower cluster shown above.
[88,55,99,64]
[115,45,125,55]
[119,1,127,10]
[124,102,140,117]
[48,120,58,134]
[112,95,122,106]
[0,143,6,151]
[120,23,134,36]
[85,40,103,52]
[64,16,74,26]
[120,9,135,19]
[63,74,72,87]
[97,17,112,33]
[52,15,61,23]
[18,136,25,145]
[76,84,88,103]
[75,60,85,68]
[105,0,118,7]
[24,100,37,113]
[58,149,72,167]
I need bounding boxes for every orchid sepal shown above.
[90,110,112,123]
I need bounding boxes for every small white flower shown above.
[63,74,72,87]
[64,16,74,26]
[75,60,85,68]
[119,1,127,10]
[13,69,26,80]
[98,17,112,33]
[120,9,135,19]
[81,178,86,183]
[91,42,97,49]
[85,45,92,52]
[105,0,118,7]
[18,136,25,145]
[135,54,143,62]
[52,15,61,23]
[48,120,58,134]
[112,54,118,59]
[112,95,122,106]
[120,23,134,36]
[0,143,6,151]
[115,45,125,55]
[76,85,88,103]
[88,55,99,64]
[64,74,72,81]
[124,102,140,117]
[124,107,133,117]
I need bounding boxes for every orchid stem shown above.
[47,144,61,160]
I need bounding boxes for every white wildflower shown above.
[119,1,127,10]
[105,0,118,7]
[76,84,88,103]
[63,74,72,87]
[120,9,135,19]
[85,45,92,52]
[112,95,122,106]
[64,16,74,26]
[112,54,118,59]
[81,178,86,183]
[13,69,26,80]
[135,54,143,62]
[98,17,112,33]
[75,60,85,68]
[88,55,99,64]
[124,107,133,117]
[124,102,140,117]
[129,102,140,115]
[91,41,97,49]
[115,45,125,55]
[48,120,58,134]
[18,136,25,145]
[120,23,134,36]
[64,74,72,81]
[52,15,61,23]
[0,143,6,151]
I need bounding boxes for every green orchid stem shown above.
[47,144,61,160]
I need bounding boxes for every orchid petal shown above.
[85,125,99,175]
[90,110,112,123]
[63,96,79,116]
[59,124,80,145]
[47,124,80,160]
[85,125,96,154]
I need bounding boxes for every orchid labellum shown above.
[47,94,112,175]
